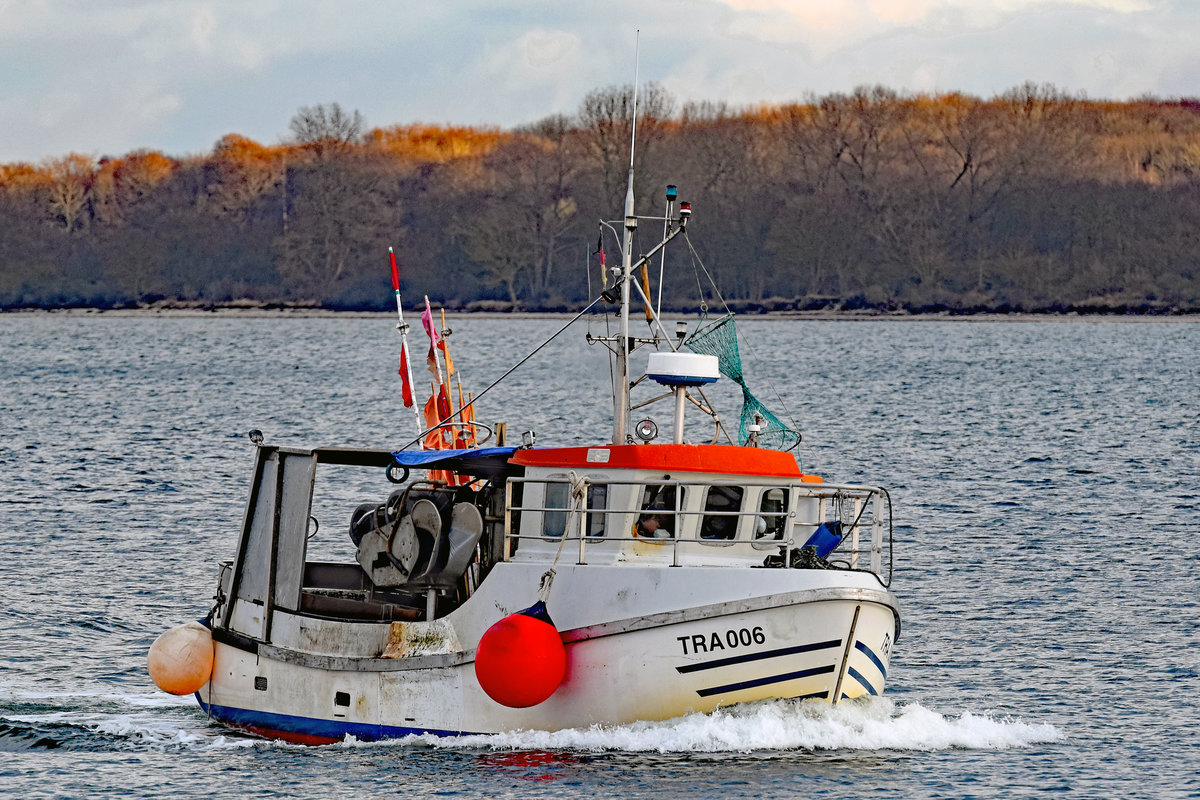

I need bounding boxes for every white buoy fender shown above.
[147,621,214,695]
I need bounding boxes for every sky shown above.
[2,0,1197,164]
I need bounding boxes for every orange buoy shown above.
[147,621,214,695]
[474,601,566,708]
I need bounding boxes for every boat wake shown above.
[2,690,1060,754]
[0,688,255,752]
[370,697,1062,754]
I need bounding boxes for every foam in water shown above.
[3,685,1062,755]
[1,685,253,751]
[5,687,193,708]
[354,698,1063,753]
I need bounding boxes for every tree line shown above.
[2,83,1199,314]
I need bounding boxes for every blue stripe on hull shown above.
[696,664,836,698]
[197,698,472,742]
[846,665,879,696]
[854,641,888,678]
[676,639,842,674]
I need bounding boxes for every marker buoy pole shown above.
[390,247,422,436]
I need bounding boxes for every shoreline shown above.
[5,306,1199,322]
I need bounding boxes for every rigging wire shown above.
[681,231,803,436]
[396,293,609,452]
[585,244,593,340]
[593,221,624,406]
[604,302,616,406]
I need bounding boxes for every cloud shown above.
[713,0,1156,59]
[188,4,217,52]
[661,0,1194,106]
[0,0,1196,163]
[519,29,579,69]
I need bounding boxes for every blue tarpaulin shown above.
[390,447,517,466]
[389,447,518,476]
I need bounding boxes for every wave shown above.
[3,686,193,708]
[1,691,1061,755]
[0,686,249,752]
[0,709,258,752]
[359,698,1063,754]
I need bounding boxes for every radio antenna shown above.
[613,29,641,444]
[629,29,640,170]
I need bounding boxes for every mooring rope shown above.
[537,470,589,602]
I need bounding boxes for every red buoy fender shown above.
[474,601,566,708]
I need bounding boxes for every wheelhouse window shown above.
[756,487,789,540]
[543,481,570,538]
[542,481,608,539]
[584,483,608,538]
[700,485,743,541]
[636,484,678,539]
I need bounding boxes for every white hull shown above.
[198,563,898,741]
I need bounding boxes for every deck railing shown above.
[502,476,893,586]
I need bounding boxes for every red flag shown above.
[598,236,606,287]
[399,345,413,407]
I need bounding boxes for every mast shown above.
[613,169,636,445]
[612,33,640,445]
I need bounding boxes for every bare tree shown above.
[274,152,386,301]
[577,82,675,210]
[44,153,94,232]
[205,135,284,223]
[90,150,177,226]
[455,116,584,305]
[288,103,365,156]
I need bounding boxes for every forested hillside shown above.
[3,83,1199,313]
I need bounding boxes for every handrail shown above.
[501,475,893,584]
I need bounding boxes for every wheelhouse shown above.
[508,445,891,576]
[210,442,893,640]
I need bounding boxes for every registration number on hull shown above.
[677,626,767,655]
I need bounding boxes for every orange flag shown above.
[438,309,455,377]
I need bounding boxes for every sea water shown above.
[0,314,1196,799]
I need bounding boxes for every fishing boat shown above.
[148,145,900,745]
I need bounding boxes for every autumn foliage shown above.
[2,85,1199,313]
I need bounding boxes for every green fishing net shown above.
[684,313,801,452]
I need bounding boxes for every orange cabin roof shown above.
[510,444,822,482]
